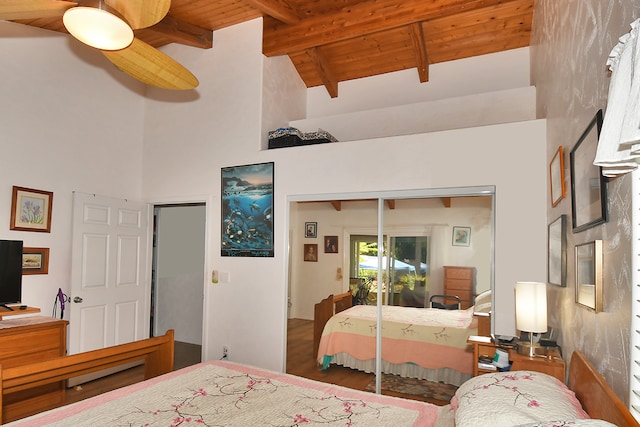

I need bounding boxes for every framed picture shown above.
[570,110,608,233]
[324,236,338,253]
[550,146,565,207]
[452,226,471,246]
[10,186,53,233]
[305,222,317,238]
[575,240,603,313]
[221,162,274,257]
[22,247,49,275]
[304,244,318,262]
[548,215,567,287]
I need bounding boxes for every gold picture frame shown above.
[10,186,53,233]
[575,240,603,313]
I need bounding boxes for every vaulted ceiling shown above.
[8,0,534,97]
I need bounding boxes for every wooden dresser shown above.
[443,266,475,309]
[0,316,68,423]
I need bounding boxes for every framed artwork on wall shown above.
[547,215,567,287]
[550,146,565,207]
[10,186,53,233]
[221,162,274,257]
[305,222,317,238]
[575,240,603,313]
[570,110,608,233]
[452,226,471,246]
[22,247,49,275]
[304,244,318,262]
[324,236,338,253]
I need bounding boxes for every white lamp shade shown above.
[515,281,548,333]
[63,7,134,51]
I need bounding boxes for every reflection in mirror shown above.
[575,240,603,312]
[286,189,494,403]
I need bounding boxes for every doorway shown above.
[350,234,429,307]
[151,203,206,368]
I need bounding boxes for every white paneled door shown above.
[69,192,151,361]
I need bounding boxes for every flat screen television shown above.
[0,240,22,310]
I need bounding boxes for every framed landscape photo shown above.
[22,247,49,275]
[570,110,608,233]
[550,146,565,207]
[452,226,471,247]
[10,186,53,233]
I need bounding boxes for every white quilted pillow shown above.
[451,371,589,427]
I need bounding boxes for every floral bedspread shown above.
[317,305,476,374]
[5,360,438,427]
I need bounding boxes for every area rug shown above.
[365,374,458,402]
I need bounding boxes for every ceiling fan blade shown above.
[0,0,77,20]
[102,38,198,90]
[104,0,170,30]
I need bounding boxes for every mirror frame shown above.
[285,185,496,379]
[575,240,603,312]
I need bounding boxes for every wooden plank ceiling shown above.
[8,0,534,97]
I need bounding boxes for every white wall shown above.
[0,21,145,315]
[306,47,532,117]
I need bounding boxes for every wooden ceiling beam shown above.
[263,0,514,56]
[145,15,213,49]
[409,22,429,83]
[305,47,338,98]
[244,0,301,25]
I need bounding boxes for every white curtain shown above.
[594,19,640,176]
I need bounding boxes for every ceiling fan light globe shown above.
[63,7,133,51]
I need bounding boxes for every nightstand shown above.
[467,335,565,382]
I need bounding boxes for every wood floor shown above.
[55,320,444,416]
[287,318,448,405]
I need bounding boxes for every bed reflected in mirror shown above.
[286,188,494,402]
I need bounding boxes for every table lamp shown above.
[515,281,547,357]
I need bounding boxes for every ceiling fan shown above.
[0,0,198,90]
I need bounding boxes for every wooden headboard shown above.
[313,292,352,358]
[568,350,639,427]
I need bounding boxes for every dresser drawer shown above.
[444,266,473,279]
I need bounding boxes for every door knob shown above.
[73,296,83,303]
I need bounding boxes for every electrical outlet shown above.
[223,345,229,359]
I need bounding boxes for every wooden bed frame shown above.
[0,329,174,424]
[313,291,352,357]
[569,349,639,427]
[0,327,637,426]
